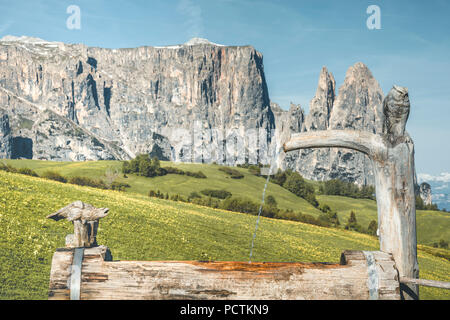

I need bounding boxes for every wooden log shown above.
[48,248,400,300]
[399,277,450,290]
[283,86,419,300]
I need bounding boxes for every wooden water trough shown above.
[48,246,401,300]
[47,201,403,300]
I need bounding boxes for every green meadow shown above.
[0,169,449,300]
[4,159,449,246]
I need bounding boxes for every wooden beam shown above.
[283,130,387,158]
[48,248,400,300]
[400,277,450,290]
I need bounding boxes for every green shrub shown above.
[186,171,207,179]
[201,189,232,199]
[41,171,67,183]
[439,239,449,249]
[218,167,244,179]
[275,210,330,227]
[367,220,378,236]
[164,166,185,175]
[148,190,165,199]
[190,196,221,208]
[17,168,39,177]
[238,164,261,176]
[271,169,289,186]
[319,179,375,200]
[282,171,318,206]
[188,191,202,199]
[110,181,131,191]
[68,176,108,189]
[345,211,362,232]
[0,163,18,173]
[221,197,259,214]
[122,154,166,177]
[170,194,186,202]
[266,195,277,207]
[318,211,340,227]
[261,205,278,218]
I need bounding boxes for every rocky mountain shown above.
[419,182,432,205]
[0,36,274,163]
[276,63,384,185]
[418,173,449,210]
[0,35,386,185]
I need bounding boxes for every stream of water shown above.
[248,147,282,263]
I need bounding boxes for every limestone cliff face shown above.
[0,36,274,163]
[0,36,385,185]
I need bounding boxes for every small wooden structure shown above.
[47,201,404,300]
[284,86,419,299]
[48,246,400,300]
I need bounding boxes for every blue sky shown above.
[0,0,449,177]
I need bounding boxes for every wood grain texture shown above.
[400,277,450,290]
[283,86,419,299]
[48,248,400,300]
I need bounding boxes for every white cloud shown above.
[177,0,203,39]
[418,172,450,183]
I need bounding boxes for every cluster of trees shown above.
[319,179,376,200]
[149,190,188,202]
[147,186,377,236]
[269,169,319,207]
[0,163,39,177]
[0,163,131,192]
[415,196,439,211]
[200,189,232,199]
[237,163,262,176]
[432,239,449,249]
[43,171,131,191]
[122,154,206,179]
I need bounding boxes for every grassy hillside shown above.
[3,159,322,215]
[4,159,449,246]
[0,170,449,300]
[318,195,450,246]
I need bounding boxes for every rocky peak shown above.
[329,62,384,133]
[304,66,335,131]
[283,62,385,185]
[419,182,432,205]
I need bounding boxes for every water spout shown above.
[248,147,283,263]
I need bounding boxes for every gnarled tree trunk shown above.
[283,86,419,299]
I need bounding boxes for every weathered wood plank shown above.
[399,277,450,289]
[48,248,400,300]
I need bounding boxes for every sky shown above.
[0,0,449,178]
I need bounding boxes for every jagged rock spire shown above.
[305,66,336,131]
[329,62,384,134]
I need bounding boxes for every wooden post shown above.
[47,201,109,248]
[283,86,419,299]
[48,248,400,300]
